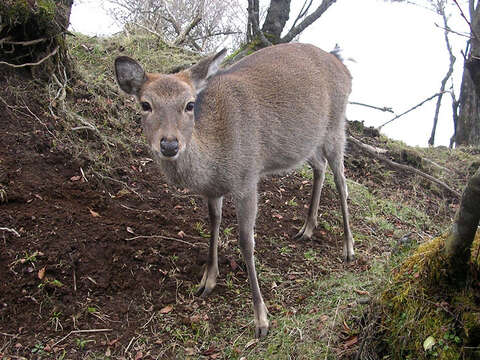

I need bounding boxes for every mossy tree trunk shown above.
[445,167,480,279]
[0,0,73,80]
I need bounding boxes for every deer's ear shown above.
[187,49,227,94]
[114,56,146,96]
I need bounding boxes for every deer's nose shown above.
[160,137,179,157]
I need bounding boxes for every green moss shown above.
[378,232,480,359]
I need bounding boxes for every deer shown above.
[114,42,354,338]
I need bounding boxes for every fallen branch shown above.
[347,136,461,198]
[0,227,20,237]
[0,46,59,68]
[51,328,112,348]
[125,234,207,248]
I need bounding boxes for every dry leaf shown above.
[159,305,173,314]
[354,289,370,296]
[105,348,111,357]
[116,189,130,198]
[89,209,101,217]
[126,227,135,234]
[70,175,81,182]
[177,230,186,238]
[344,336,358,348]
[38,267,46,280]
[134,351,143,360]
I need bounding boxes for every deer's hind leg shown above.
[294,152,327,241]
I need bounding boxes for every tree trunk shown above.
[445,167,480,279]
[456,2,480,146]
[261,0,291,44]
[0,0,73,79]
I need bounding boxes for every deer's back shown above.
[196,43,352,178]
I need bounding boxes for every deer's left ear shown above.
[186,49,227,94]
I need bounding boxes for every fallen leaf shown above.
[272,213,283,219]
[126,226,135,234]
[134,351,143,360]
[229,258,238,271]
[344,336,358,348]
[105,348,111,357]
[423,336,436,351]
[116,189,130,198]
[177,230,186,238]
[159,305,173,314]
[89,209,101,217]
[38,267,46,280]
[210,353,220,359]
[354,289,370,296]
[34,194,43,200]
[70,175,81,182]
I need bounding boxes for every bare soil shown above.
[0,72,462,359]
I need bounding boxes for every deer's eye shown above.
[185,101,195,112]
[140,101,152,112]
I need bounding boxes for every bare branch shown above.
[290,0,314,31]
[452,0,480,42]
[174,2,204,46]
[378,92,448,130]
[349,101,395,113]
[281,0,336,43]
[429,3,456,146]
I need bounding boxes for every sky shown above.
[69,0,471,147]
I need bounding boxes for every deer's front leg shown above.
[236,189,269,338]
[197,196,223,298]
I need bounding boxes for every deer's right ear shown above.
[114,56,146,96]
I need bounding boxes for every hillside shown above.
[0,33,478,359]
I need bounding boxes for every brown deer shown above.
[114,43,354,338]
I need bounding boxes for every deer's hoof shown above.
[293,223,313,241]
[343,253,355,263]
[196,285,214,298]
[255,324,269,339]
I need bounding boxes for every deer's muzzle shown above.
[160,138,179,157]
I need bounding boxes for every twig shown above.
[434,23,471,38]
[93,172,143,200]
[348,136,461,198]
[51,328,112,348]
[0,227,20,237]
[125,234,207,248]
[0,46,59,68]
[452,0,480,42]
[349,101,394,113]
[378,92,447,130]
